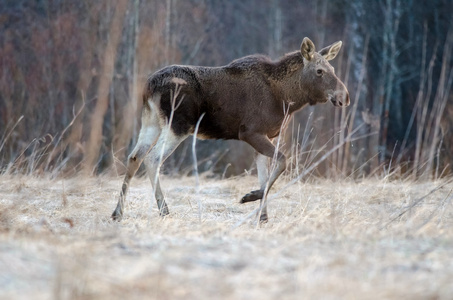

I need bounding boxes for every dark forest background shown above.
[0,0,452,179]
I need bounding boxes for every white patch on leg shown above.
[129,96,163,160]
[144,126,187,205]
[129,125,160,160]
[148,126,182,163]
[147,95,168,128]
[256,153,270,188]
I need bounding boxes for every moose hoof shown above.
[159,207,170,217]
[240,190,264,204]
[259,214,268,223]
[111,213,123,222]
[111,209,123,222]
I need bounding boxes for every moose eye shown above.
[316,69,323,76]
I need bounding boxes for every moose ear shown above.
[300,37,316,61]
[319,41,342,61]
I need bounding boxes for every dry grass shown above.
[1,174,453,299]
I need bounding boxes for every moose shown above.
[112,37,349,222]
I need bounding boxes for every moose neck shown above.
[270,51,311,114]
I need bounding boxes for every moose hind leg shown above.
[144,127,186,216]
[112,104,161,221]
[111,129,160,221]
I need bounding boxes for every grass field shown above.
[1,174,452,299]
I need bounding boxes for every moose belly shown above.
[195,112,241,140]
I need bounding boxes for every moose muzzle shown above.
[330,82,350,107]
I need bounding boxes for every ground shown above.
[0,174,452,299]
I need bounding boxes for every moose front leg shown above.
[239,132,286,222]
[240,153,269,203]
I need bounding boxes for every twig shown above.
[415,189,452,232]
[0,115,24,155]
[381,178,453,229]
[192,112,206,222]
[45,94,86,172]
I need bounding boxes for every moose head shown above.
[300,37,350,107]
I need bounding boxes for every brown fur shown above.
[112,37,349,222]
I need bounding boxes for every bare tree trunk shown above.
[424,29,453,179]
[66,6,99,170]
[380,0,401,165]
[113,0,141,173]
[268,0,282,58]
[335,36,351,178]
[396,22,426,171]
[130,0,140,146]
[84,0,128,175]
[315,0,328,46]
[413,40,438,178]
[342,35,369,176]
[165,0,172,65]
